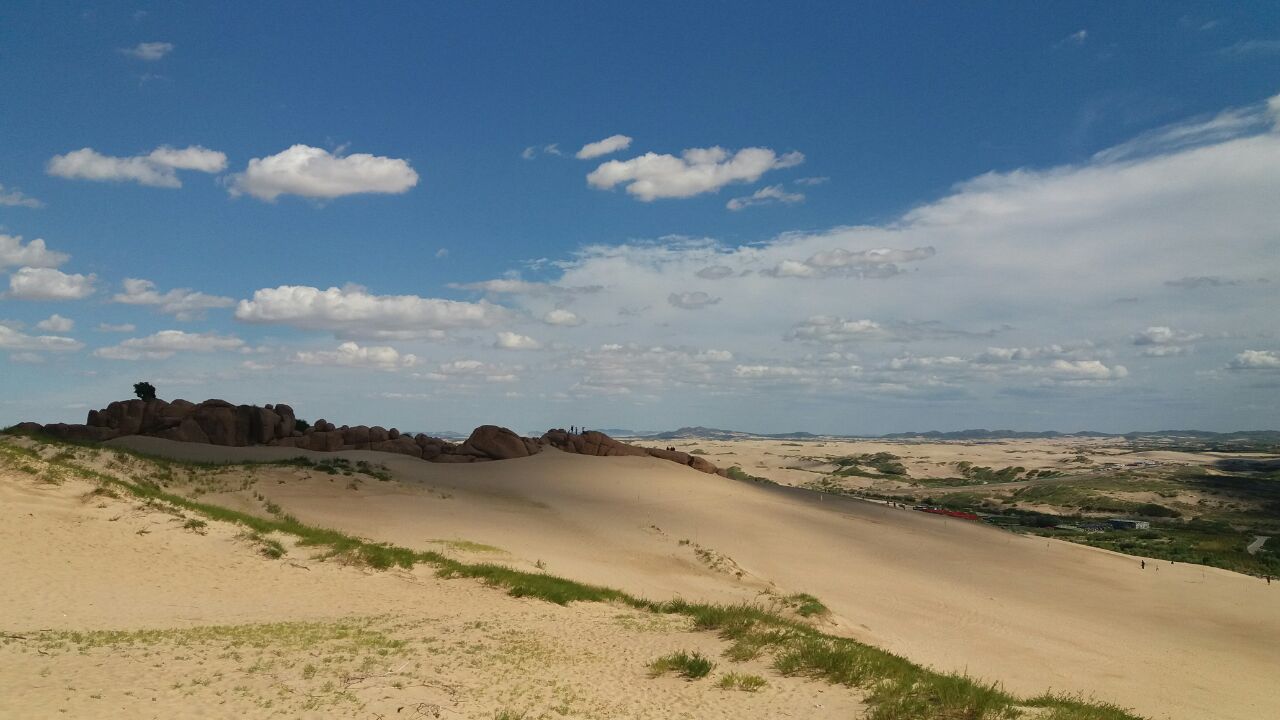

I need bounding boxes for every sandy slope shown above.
[0,464,865,719]
[105,436,1280,720]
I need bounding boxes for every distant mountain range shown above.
[599,426,1280,442]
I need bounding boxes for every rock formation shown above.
[18,398,724,476]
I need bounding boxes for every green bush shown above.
[133,381,157,401]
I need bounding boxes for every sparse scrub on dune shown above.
[648,650,714,679]
[715,672,766,691]
[782,592,828,618]
[0,435,1150,720]
[725,465,777,485]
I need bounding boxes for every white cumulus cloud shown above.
[494,331,542,350]
[46,146,226,188]
[576,134,633,159]
[234,284,505,338]
[35,314,74,332]
[7,267,95,300]
[228,145,419,201]
[1227,350,1280,370]
[0,235,68,269]
[294,341,417,371]
[587,146,804,201]
[543,309,583,326]
[1133,326,1202,345]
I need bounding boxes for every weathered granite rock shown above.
[343,425,371,447]
[372,437,422,457]
[459,425,532,460]
[309,431,344,452]
[193,404,238,445]
[19,399,723,476]
[159,417,210,444]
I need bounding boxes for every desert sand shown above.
[0,453,865,719]
[62,436,1279,720]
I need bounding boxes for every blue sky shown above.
[2,2,1279,434]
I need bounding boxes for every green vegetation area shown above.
[0,431,1147,720]
[956,461,1024,483]
[1028,520,1279,576]
[832,452,907,478]
[801,448,1280,579]
[725,465,777,485]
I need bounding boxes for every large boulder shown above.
[460,425,532,460]
[41,423,118,442]
[343,425,371,447]
[541,428,721,475]
[273,403,295,439]
[689,455,718,474]
[372,437,422,457]
[138,399,176,434]
[247,406,282,445]
[191,403,238,445]
[646,447,692,465]
[103,399,147,435]
[308,431,344,452]
[158,417,210,444]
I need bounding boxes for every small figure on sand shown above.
[1141,560,1146,570]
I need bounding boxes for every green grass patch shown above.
[715,671,766,691]
[648,650,714,679]
[427,538,505,554]
[782,592,829,617]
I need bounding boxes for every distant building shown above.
[1107,518,1151,530]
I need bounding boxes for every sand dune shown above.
[0,456,866,719]
[105,436,1280,720]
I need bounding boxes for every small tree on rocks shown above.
[133,381,157,401]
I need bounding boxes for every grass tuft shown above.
[648,650,714,679]
[715,672,766,691]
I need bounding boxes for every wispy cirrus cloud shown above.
[120,41,173,60]
[93,330,243,360]
[113,278,234,320]
[0,184,42,208]
[726,184,804,211]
